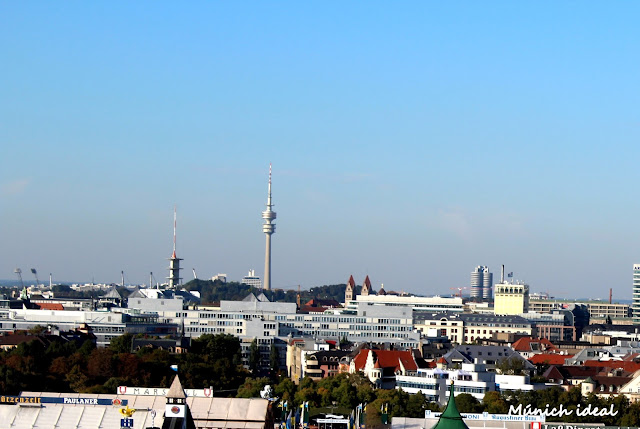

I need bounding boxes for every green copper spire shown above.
[432,382,469,429]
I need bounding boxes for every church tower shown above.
[162,375,196,429]
[345,275,356,303]
[361,275,372,296]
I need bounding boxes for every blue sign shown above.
[121,418,134,428]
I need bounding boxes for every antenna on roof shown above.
[173,204,177,258]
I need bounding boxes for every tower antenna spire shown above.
[262,164,277,291]
[173,204,177,258]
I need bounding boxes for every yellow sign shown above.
[119,406,136,417]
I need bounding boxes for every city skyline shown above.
[2,3,640,299]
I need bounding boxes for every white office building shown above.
[633,264,640,324]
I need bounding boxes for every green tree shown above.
[454,393,481,413]
[496,356,526,375]
[406,391,428,418]
[270,344,280,374]
[249,339,260,373]
[275,377,297,402]
[483,391,508,414]
[237,377,271,398]
[109,333,133,354]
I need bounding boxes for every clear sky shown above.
[1,2,639,299]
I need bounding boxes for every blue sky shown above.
[1,2,639,299]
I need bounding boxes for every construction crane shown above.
[449,286,468,298]
[31,268,40,287]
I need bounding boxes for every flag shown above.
[30,269,37,274]
[349,410,355,429]
[286,411,293,429]
[295,407,301,428]
[507,272,513,278]
[303,402,310,428]
[360,403,367,429]
[381,403,388,425]
[170,365,178,372]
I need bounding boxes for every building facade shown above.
[494,281,529,315]
[633,264,640,324]
[470,266,493,300]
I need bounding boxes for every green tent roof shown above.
[432,383,469,429]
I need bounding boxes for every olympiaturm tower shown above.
[168,206,183,289]
[262,165,276,291]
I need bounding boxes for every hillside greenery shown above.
[182,280,352,305]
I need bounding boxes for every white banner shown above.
[424,411,545,422]
[117,386,214,397]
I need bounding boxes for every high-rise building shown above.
[241,269,262,289]
[494,281,530,315]
[470,266,492,299]
[167,206,182,289]
[262,165,276,291]
[633,264,640,324]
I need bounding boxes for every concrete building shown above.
[395,362,539,405]
[0,308,178,347]
[520,311,576,342]
[415,313,532,345]
[470,266,492,300]
[494,281,529,315]
[241,269,262,289]
[633,264,640,324]
[529,298,631,320]
[346,294,464,314]
[286,337,336,383]
[350,348,420,389]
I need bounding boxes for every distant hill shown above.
[182,279,352,304]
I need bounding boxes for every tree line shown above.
[4,331,639,427]
[0,332,248,396]
[237,374,640,426]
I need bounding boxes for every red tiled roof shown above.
[583,359,640,373]
[352,349,418,372]
[512,337,558,353]
[529,354,572,365]
[363,276,371,288]
[0,334,40,346]
[37,303,64,311]
[348,275,356,287]
[592,375,632,387]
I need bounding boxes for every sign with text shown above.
[425,411,545,423]
[0,395,128,406]
[117,385,213,397]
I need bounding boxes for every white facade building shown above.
[346,294,464,313]
[634,264,640,324]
